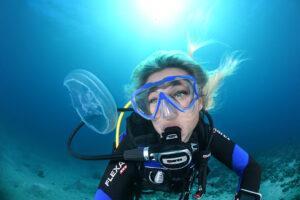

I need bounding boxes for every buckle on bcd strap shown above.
[193,187,204,199]
[200,150,211,159]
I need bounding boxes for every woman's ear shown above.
[196,98,203,112]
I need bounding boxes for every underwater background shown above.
[0,0,299,199]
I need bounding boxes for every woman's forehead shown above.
[146,68,189,83]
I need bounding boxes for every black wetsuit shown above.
[95,113,261,200]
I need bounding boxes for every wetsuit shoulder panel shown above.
[208,127,261,192]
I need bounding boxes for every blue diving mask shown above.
[131,75,200,120]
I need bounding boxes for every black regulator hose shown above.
[67,121,123,161]
[67,109,215,162]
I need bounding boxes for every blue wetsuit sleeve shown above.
[209,128,261,192]
[94,189,111,200]
[232,145,249,176]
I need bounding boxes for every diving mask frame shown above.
[131,75,200,120]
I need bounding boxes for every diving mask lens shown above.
[131,75,199,120]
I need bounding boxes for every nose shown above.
[158,99,178,120]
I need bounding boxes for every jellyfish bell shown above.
[64,69,118,135]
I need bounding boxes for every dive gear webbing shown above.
[67,107,215,200]
[178,110,214,200]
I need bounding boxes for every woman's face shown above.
[145,68,203,142]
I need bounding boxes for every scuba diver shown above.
[91,50,262,200]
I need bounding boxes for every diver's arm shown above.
[95,134,139,200]
[209,128,262,199]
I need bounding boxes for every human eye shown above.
[148,97,158,104]
[173,90,189,98]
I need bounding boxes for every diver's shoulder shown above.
[212,128,231,141]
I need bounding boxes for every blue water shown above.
[1,0,299,199]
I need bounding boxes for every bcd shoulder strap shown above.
[126,112,159,147]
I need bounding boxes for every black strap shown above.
[179,168,196,200]
[178,110,215,199]
[195,110,215,195]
